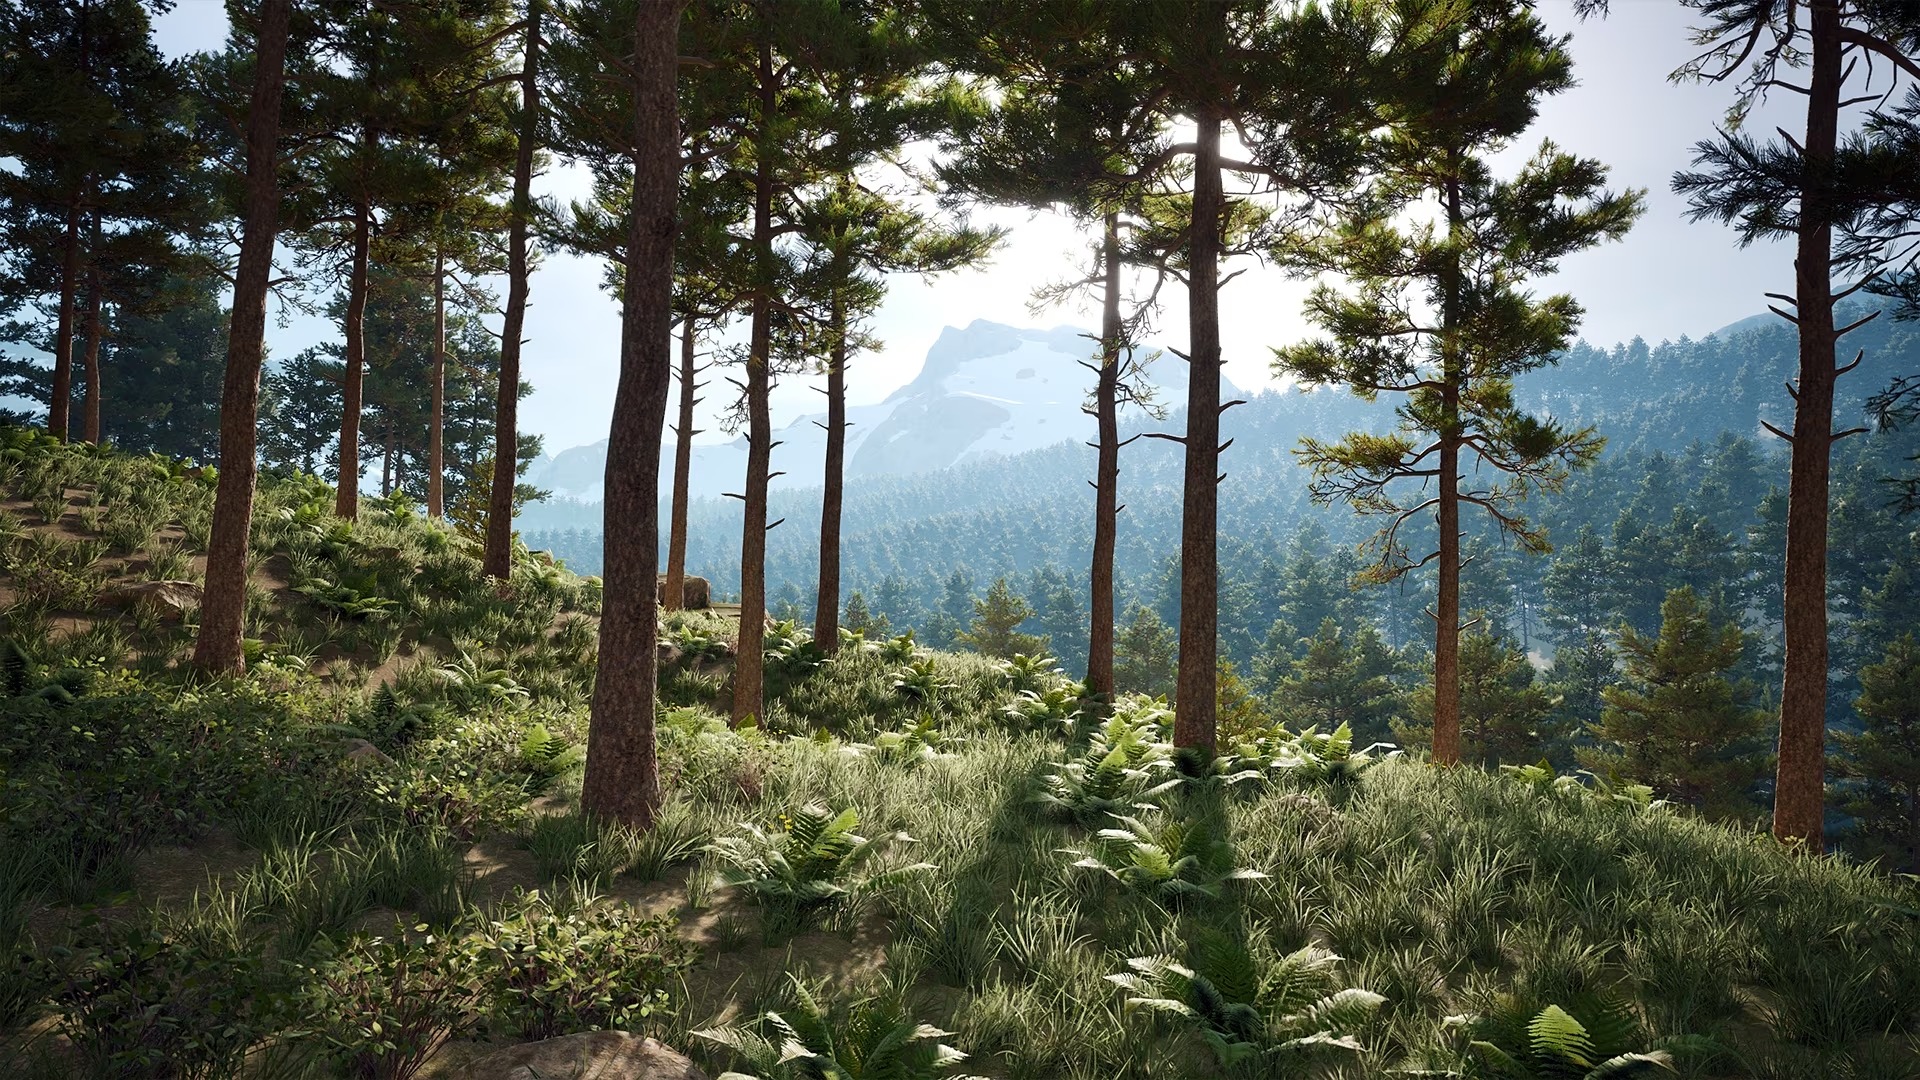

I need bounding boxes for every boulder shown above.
[656,640,684,667]
[340,738,392,767]
[656,574,711,610]
[97,580,202,620]
[465,1032,709,1080]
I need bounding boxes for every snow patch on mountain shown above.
[524,319,1233,505]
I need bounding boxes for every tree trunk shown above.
[52,204,79,440]
[1432,170,1466,766]
[333,194,370,519]
[1774,0,1843,849]
[1434,442,1462,764]
[1174,101,1224,753]
[731,40,777,728]
[381,426,395,498]
[815,279,848,655]
[664,318,699,611]
[428,243,446,518]
[581,0,682,830]
[193,0,291,675]
[1087,211,1122,701]
[81,260,103,444]
[484,0,542,579]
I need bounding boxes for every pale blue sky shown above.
[152,0,1831,457]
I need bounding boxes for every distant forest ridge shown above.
[524,305,1916,592]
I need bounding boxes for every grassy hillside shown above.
[1,431,1917,1079]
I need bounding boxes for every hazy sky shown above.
[152,0,1828,456]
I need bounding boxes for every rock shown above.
[656,640,684,667]
[97,580,201,620]
[708,639,734,659]
[465,1032,709,1080]
[656,574,712,610]
[341,738,392,767]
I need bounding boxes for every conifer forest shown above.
[2,1,1920,1077]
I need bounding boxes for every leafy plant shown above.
[874,714,963,765]
[1108,935,1383,1069]
[295,928,484,1080]
[892,657,957,704]
[1066,812,1268,904]
[47,917,271,1080]
[879,630,922,662]
[473,892,695,1041]
[672,623,725,661]
[1000,652,1065,694]
[438,651,529,709]
[1002,682,1086,731]
[1453,997,1696,1079]
[295,574,401,621]
[765,620,824,676]
[517,722,584,791]
[1034,711,1179,825]
[837,626,880,654]
[697,977,988,1080]
[707,804,935,926]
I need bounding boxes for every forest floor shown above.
[1,428,1918,1080]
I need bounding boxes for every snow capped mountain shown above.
[524,319,1236,505]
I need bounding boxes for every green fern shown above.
[1034,712,1179,825]
[706,804,935,925]
[1108,934,1383,1068]
[1065,812,1268,904]
[698,977,987,1080]
[1460,997,1694,1080]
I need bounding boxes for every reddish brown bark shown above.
[52,204,79,440]
[427,243,446,518]
[1173,101,1223,753]
[1086,212,1122,701]
[193,0,292,675]
[333,196,370,518]
[484,0,543,580]
[664,319,699,612]
[81,260,103,444]
[581,0,682,831]
[730,40,778,728]
[1773,0,1844,849]
[814,284,848,655]
[1431,170,1466,767]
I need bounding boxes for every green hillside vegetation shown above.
[2,432,1917,1079]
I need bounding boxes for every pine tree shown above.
[1580,587,1772,818]
[387,1,516,520]
[1114,604,1177,700]
[843,591,888,638]
[578,0,684,830]
[802,175,997,655]
[0,0,208,442]
[932,0,1167,702]
[1273,1,1641,765]
[1834,635,1920,871]
[1543,630,1615,759]
[1665,0,1920,845]
[1402,628,1554,768]
[480,0,543,575]
[193,0,294,675]
[1112,0,1385,754]
[957,577,1047,661]
[1272,619,1405,748]
[1541,524,1613,646]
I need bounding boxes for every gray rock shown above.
[464,1032,709,1080]
[656,574,711,610]
[341,738,392,767]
